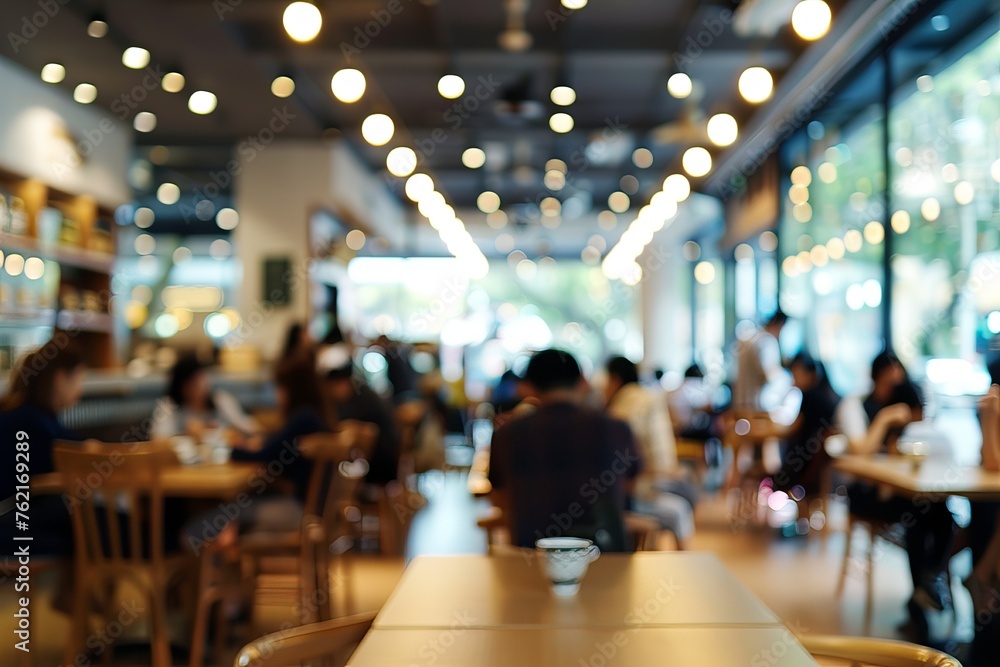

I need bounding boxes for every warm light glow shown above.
[216,208,239,230]
[706,114,738,147]
[487,210,508,229]
[122,47,150,70]
[550,86,577,106]
[598,211,617,230]
[826,237,845,259]
[283,1,322,42]
[345,229,366,251]
[791,0,832,41]
[544,170,566,190]
[891,210,911,234]
[954,181,974,206]
[694,261,716,285]
[477,191,501,214]
[405,174,434,202]
[24,257,45,280]
[40,63,65,84]
[662,174,691,202]
[632,148,653,169]
[157,183,180,205]
[608,191,630,213]
[437,74,465,99]
[789,185,809,204]
[921,197,941,222]
[546,159,568,173]
[739,67,773,104]
[361,114,394,146]
[134,234,156,256]
[462,147,486,169]
[155,313,179,338]
[844,229,863,253]
[818,162,837,183]
[561,0,587,8]
[791,166,812,185]
[331,69,366,103]
[793,203,812,223]
[549,113,574,133]
[810,245,829,267]
[188,90,217,115]
[73,83,97,104]
[135,207,155,228]
[133,112,157,133]
[387,147,418,177]
[4,254,24,276]
[667,73,693,99]
[162,72,185,93]
[863,221,884,245]
[271,76,295,97]
[682,147,712,177]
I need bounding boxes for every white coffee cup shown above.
[535,537,601,596]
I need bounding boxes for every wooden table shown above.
[834,454,1000,501]
[347,553,818,666]
[31,462,262,499]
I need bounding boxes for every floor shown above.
[0,466,986,666]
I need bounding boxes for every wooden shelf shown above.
[0,232,115,273]
[0,308,56,328]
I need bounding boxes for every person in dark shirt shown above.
[0,337,86,556]
[320,345,401,486]
[488,349,641,552]
[772,352,840,496]
[231,353,328,502]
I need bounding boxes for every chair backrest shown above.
[298,421,378,532]
[233,611,376,667]
[800,634,961,666]
[54,440,178,570]
[980,385,1000,472]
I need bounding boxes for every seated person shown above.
[668,364,716,441]
[845,352,956,615]
[965,385,999,615]
[770,352,840,496]
[0,339,86,556]
[319,344,401,487]
[488,349,641,552]
[151,354,260,440]
[604,357,696,549]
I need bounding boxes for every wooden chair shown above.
[800,634,961,666]
[836,513,902,635]
[243,422,378,629]
[53,441,180,667]
[232,611,376,667]
[477,506,670,552]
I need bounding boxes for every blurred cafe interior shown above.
[1,0,999,665]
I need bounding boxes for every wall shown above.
[0,57,131,207]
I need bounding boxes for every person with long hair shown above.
[0,338,86,555]
[150,354,259,440]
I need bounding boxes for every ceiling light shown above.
[549,112,574,133]
[188,90,217,114]
[561,0,587,8]
[361,114,394,146]
[954,181,974,206]
[216,208,240,230]
[162,71,185,93]
[826,237,845,259]
[387,147,418,177]
[738,67,773,104]
[662,174,691,202]
[706,113,738,147]
[157,183,180,205]
[271,76,295,98]
[863,221,884,245]
[682,147,712,177]
[544,170,566,190]
[890,210,910,234]
[694,261,716,285]
[283,1,322,43]
[133,112,157,133]
[73,83,97,104]
[462,147,486,169]
[40,63,65,84]
[405,174,434,202]
[122,47,150,70]
[608,191,630,213]
[921,197,940,221]
[87,18,108,38]
[791,0,832,41]
[331,69,366,103]
[550,86,576,106]
[632,148,653,169]
[667,73,693,99]
[437,74,465,99]
[477,191,501,214]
